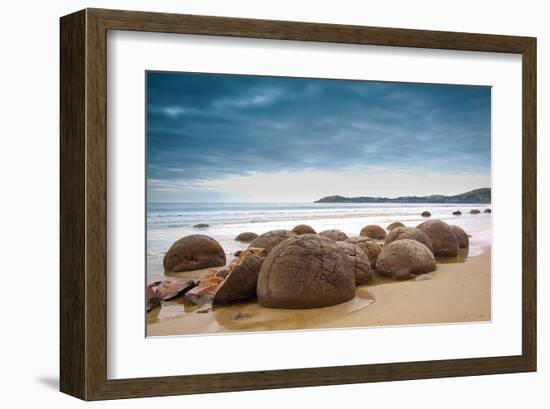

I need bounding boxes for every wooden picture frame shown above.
[60,8,537,400]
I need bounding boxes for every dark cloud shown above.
[146,71,491,197]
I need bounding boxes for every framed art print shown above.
[60,8,536,400]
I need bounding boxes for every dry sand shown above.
[147,247,491,337]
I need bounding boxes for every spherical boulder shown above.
[451,225,469,249]
[235,232,258,242]
[384,226,434,253]
[257,235,355,309]
[319,229,348,241]
[213,252,264,306]
[416,219,459,258]
[452,210,462,216]
[376,239,436,280]
[336,242,373,285]
[292,224,317,235]
[421,211,431,217]
[345,236,382,268]
[484,208,492,213]
[470,209,481,214]
[359,224,386,240]
[387,221,405,231]
[163,234,226,273]
[248,229,297,255]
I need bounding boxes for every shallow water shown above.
[147,202,491,283]
[148,287,375,333]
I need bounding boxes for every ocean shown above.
[147,202,492,283]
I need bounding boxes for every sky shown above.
[146,71,491,203]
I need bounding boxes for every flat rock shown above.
[156,278,196,301]
[184,276,224,306]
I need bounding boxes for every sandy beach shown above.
[147,246,491,337]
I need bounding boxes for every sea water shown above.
[147,202,492,283]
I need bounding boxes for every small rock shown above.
[453,210,462,216]
[146,283,161,312]
[215,268,229,279]
[421,211,431,217]
[470,209,481,214]
[193,223,210,228]
[484,208,492,213]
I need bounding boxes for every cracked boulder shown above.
[336,242,373,285]
[318,229,348,241]
[248,229,297,255]
[359,224,386,240]
[213,251,265,306]
[417,219,459,258]
[376,239,436,280]
[257,234,355,309]
[163,234,226,273]
[384,226,434,254]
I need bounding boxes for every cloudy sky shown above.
[146,71,491,203]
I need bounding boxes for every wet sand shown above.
[147,247,491,337]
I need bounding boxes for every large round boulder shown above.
[318,229,348,241]
[416,219,459,258]
[257,235,355,309]
[235,232,258,242]
[345,236,382,268]
[387,221,405,231]
[359,225,386,240]
[451,225,469,249]
[376,239,436,280]
[292,224,317,235]
[163,234,226,273]
[248,229,297,255]
[384,226,434,254]
[336,242,373,285]
[213,251,264,306]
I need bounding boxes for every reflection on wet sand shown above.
[147,247,490,337]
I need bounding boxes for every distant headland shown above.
[314,188,491,204]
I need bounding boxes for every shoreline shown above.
[147,246,491,337]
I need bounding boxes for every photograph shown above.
[145,71,492,337]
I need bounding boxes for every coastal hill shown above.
[314,188,491,204]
